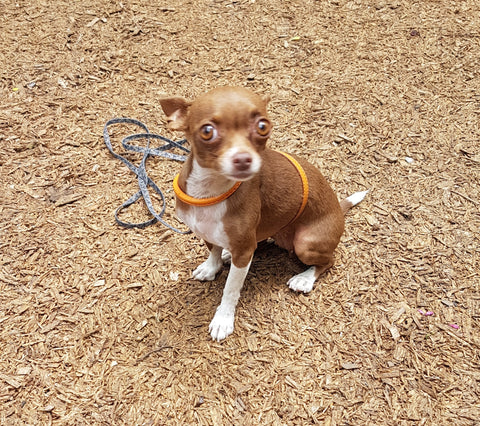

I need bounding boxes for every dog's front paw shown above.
[209,308,235,341]
[192,260,222,281]
[221,249,232,264]
[287,267,316,294]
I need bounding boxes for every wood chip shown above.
[341,362,360,370]
[0,373,22,388]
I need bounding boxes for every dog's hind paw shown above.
[287,267,316,293]
[209,310,235,341]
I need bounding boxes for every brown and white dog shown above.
[160,87,367,341]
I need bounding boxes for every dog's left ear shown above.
[160,97,191,131]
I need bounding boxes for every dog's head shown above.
[160,87,272,181]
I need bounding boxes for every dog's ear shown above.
[160,97,191,131]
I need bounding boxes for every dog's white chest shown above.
[176,160,234,249]
[177,203,230,249]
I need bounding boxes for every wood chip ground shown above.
[1,1,479,424]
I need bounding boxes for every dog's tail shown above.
[340,190,369,214]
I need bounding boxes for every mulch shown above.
[1,0,479,424]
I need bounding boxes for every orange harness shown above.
[277,151,310,223]
[173,151,309,221]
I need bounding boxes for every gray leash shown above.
[103,117,191,234]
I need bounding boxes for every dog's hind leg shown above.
[287,218,341,293]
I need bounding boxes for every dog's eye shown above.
[199,124,217,141]
[256,119,271,137]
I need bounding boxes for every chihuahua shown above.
[160,87,367,341]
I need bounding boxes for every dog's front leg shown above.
[192,244,223,281]
[209,255,253,341]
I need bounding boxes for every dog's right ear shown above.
[160,97,191,131]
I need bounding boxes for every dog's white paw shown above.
[192,260,222,281]
[209,309,235,341]
[221,249,231,264]
[287,267,316,293]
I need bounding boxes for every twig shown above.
[135,345,173,364]
[451,190,478,206]
[435,323,478,348]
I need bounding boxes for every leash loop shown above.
[103,118,191,233]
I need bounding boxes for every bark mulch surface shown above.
[1,1,479,424]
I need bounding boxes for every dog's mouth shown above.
[226,170,257,181]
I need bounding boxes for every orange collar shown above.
[173,174,242,207]
[172,151,309,219]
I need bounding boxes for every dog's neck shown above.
[185,158,237,199]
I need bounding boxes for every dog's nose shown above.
[232,153,253,171]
